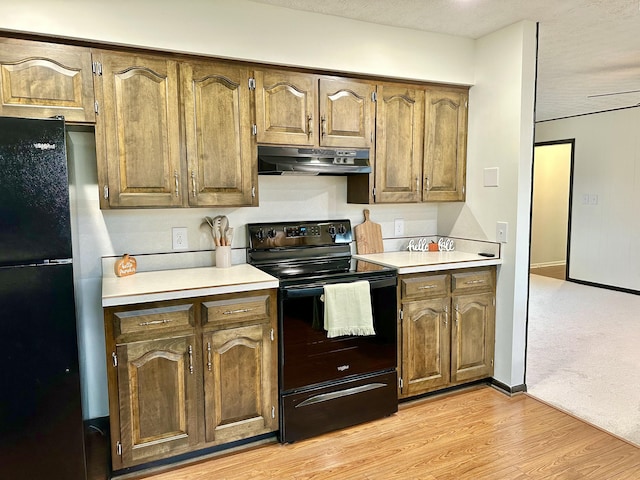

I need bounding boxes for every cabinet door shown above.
[94,50,183,208]
[0,38,95,122]
[401,297,450,397]
[202,322,277,444]
[182,61,256,207]
[374,84,424,203]
[451,292,495,383]
[254,69,317,146]
[116,335,198,468]
[423,88,467,201]
[319,78,374,148]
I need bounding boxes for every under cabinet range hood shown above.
[258,145,371,175]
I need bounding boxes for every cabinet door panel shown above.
[0,38,95,122]
[203,323,276,444]
[424,89,467,201]
[182,62,255,206]
[452,292,495,382]
[319,78,374,148]
[254,70,316,146]
[94,51,182,208]
[116,335,198,467]
[375,85,424,203]
[401,298,450,396]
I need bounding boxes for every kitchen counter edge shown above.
[102,264,279,307]
[354,251,502,275]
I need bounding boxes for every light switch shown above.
[496,221,508,243]
[484,167,499,187]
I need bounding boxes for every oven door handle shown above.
[282,275,396,299]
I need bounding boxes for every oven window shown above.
[280,282,397,392]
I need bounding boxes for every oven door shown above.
[279,274,397,393]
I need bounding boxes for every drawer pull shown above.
[464,279,485,285]
[138,319,173,326]
[223,308,252,315]
[418,284,437,290]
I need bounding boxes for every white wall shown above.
[535,108,640,290]
[1,0,535,416]
[530,144,571,267]
[440,21,537,388]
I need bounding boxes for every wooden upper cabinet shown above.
[181,61,256,207]
[0,38,95,123]
[424,88,468,202]
[93,50,183,208]
[318,77,374,148]
[374,84,425,203]
[254,70,316,146]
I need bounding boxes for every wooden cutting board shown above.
[354,209,384,254]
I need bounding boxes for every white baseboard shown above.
[530,261,566,269]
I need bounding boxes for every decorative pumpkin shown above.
[114,254,137,277]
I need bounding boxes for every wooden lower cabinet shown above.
[399,267,495,399]
[104,289,278,471]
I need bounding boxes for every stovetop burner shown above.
[246,219,395,283]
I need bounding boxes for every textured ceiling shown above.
[251,0,640,121]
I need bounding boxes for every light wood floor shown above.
[137,386,640,480]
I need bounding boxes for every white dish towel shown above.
[323,280,375,338]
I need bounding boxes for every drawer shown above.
[452,269,495,293]
[401,274,449,299]
[202,294,271,330]
[112,303,195,342]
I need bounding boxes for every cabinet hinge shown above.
[92,61,102,76]
[271,406,276,419]
[252,124,257,136]
[248,77,256,90]
[111,352,117,367]
[371,91,377,102]
[251,186,256,198]
[116,440,122,456]
[465,100,468,108]
[492,296,496,307]
[270,328,274,342]
[372,187,376,200]
[462,185,465,195]
[103,185,109,200]
[399,377,403,389]
[491,358,494,367]
[94,101,99,115]
[399,309,404,321]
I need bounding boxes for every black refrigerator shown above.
[0,116,87,479]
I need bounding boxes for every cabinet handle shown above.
[207,342,212,372]
[444,305,448,327]
[191,170,197,197]
[425,176,430,192]
[418,284,436,290]
[464,279,485,285]
[223,308,251,315]
[416,176,419,192]
[321,115,326,137]
[307,114,313,138]
[188,345,194,374]
[138,319,172,327]
[174,170,180,197]
[112,352,118,367]
[103,185,109,199]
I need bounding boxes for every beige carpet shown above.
[526,274,640,446]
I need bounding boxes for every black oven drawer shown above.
[280,370,397,443]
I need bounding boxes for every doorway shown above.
[530,140,574,280]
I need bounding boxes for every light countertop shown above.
[102,263,278,307]
[354,251,502,275]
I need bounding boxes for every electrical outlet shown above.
[394,218,404,236]
[496,221,508,243]
[172,227,188,250]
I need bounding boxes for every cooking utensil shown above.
[219,216,229,246]
[354,209,384,254]
[225,227,234,247]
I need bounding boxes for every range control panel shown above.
[247,220,352,249]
